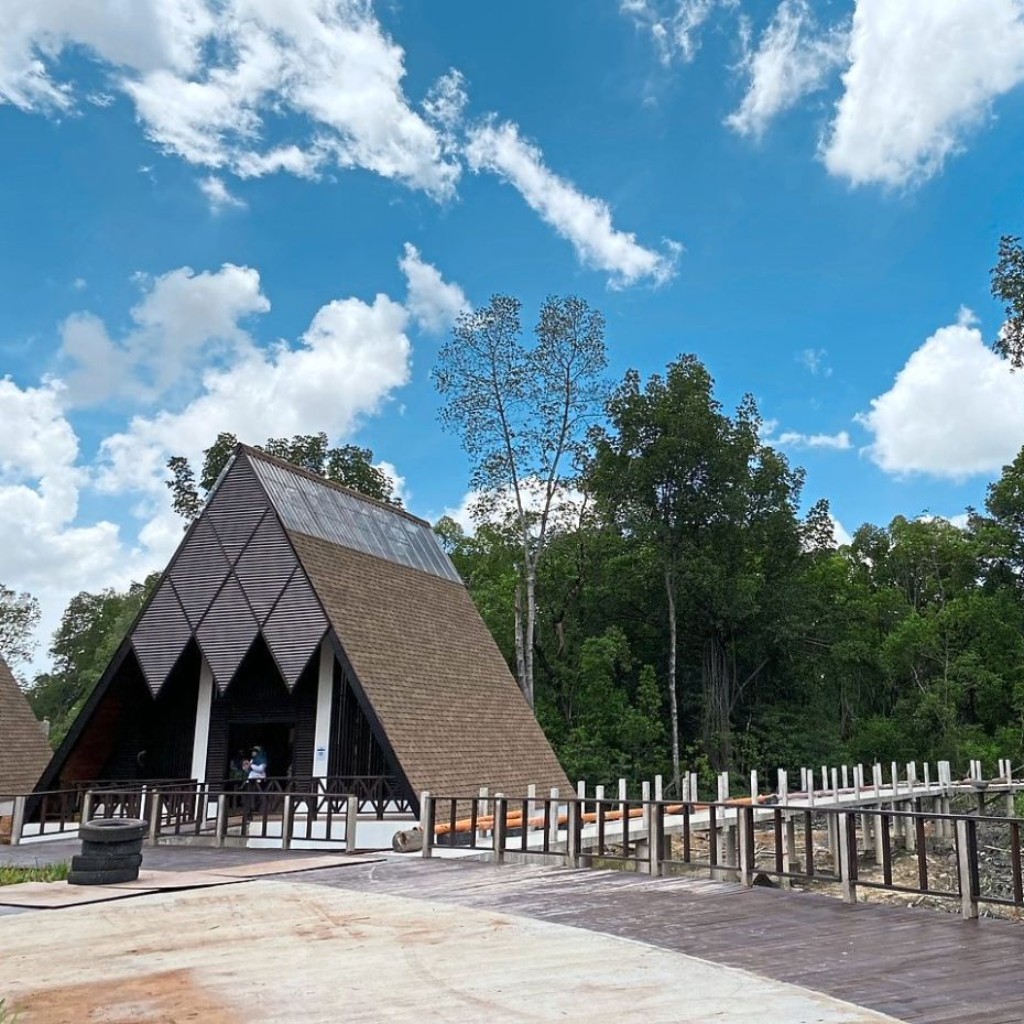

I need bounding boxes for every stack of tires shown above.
[68,818,147,885]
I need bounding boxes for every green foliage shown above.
[167,431,401,524]
[446,347,1024,787]
[28,575,158,746]
[0,584,41,669]
[0,996,22,1023]
[0,862,68,886]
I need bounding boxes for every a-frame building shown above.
[37,446,569,805]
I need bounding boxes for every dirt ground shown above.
[0,878,900,1024]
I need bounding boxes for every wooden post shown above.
[10,795,25,846]
[837,812,856,904]
[549,788,560,849]
[750,770,758,807]
[784,813,797,882]
[281,795,293,851]
[654,774,663,803]
[841,764,849,791]
[344,794,358,852]
[648,802,664,877]
[738,806,753,887]
[81,790,94,826]
[419,791,434,859]
[777,768,788,806]
[641,781,651,832]
[527,783,537,822]
[565,799,580,869]
[147,791,161,846]
[493,796,508,865]
[955,818,980,920]
[576,780,585,801]
[689,771,698,802]
[215,796,227,848]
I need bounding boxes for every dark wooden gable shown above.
[129,453,328,695]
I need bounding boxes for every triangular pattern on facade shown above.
[132,578,192,695]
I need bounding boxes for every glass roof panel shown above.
[251,457,461,583]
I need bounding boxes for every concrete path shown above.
[0,878,898,1024]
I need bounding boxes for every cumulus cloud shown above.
[620,0,727,65]
[822,0,1024,187]
[0,0,461,198]
[465,121,680,288]
[96,291,412,496]
[60,263,270,406]
[857,310,1024,479]
[199,174,246,212]
[727,0,848,139]
[398,243,469,334]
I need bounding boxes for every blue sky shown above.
[4,0,1024,664]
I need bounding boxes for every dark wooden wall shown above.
[329,661,390,778]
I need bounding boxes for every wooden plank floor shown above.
[298,858,1024,1024]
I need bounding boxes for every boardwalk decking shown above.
[298,858,1024,1024]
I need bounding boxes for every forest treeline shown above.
[12,233,1024,789]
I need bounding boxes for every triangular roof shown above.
[0,653,51,794]
[39,445,570,799]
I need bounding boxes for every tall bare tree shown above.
[434,295,607,707]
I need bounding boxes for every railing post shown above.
[837,812,857,904]
[648,802,664,877]
[738,806,753,886]
[281,794,293,851]
[345,794,359,852]
[10,795,26,846]
[548,788,560,850]
[493,795,508,865]
[147,791,161,846]
[215,796,227,848]
[81,789,94,826]
[419,791,433,859]
[565,799,580,869]
[955,817,980,920]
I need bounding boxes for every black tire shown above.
[80,838,143,859]
[80,818,148,844]
[67,866,140,886]
[71,853,143,873]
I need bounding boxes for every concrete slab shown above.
[0,881,155,909]
[205,853,383,878]
[0,878,900,1023]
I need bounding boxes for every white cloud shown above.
[727,0,848,139]
[441,480,586,536]
[96,291,412,497]
[398,243,469,334]
[621,0,727,65]
[798,347,831,377]
[822,0,1024,187]
[777,430,852,450]
[0,377,172,673]
[1,0,461,199]
[199,174,246,212]
[465,120,680,288]
[831,515,853,547]
[858,310,1024,479]
[60,263,270,405]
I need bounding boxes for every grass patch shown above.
[0,862,69,886]
[0,996,21,1022]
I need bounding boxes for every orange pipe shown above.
[433,796,771,836]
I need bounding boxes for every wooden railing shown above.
[420,793,1024,920]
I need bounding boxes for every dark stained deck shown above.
[295,858,1024,1024]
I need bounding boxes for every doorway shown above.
[225,722,295,782]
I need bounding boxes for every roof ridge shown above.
[236,443,432,529]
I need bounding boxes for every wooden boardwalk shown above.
[300,858,1024,1024]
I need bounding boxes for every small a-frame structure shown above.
[37,446,569,807]
[0,653,51,795]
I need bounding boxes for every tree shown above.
[28,575,158,745]
[991,234,1024,366]
[167,431,401,523]
[434,294,607,707]
[0,584,40,669]
[589,356,803,786]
